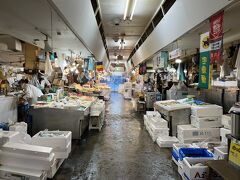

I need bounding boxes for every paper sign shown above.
[229,141,240,167]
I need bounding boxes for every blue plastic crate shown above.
[179,148,213,161]
[172,149,179,161]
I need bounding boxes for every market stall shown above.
[30,94,97,139]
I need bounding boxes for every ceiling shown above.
[99,0,162,61]
[0,0,91,57]
[161,1,240,53]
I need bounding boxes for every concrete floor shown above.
[54,93,181,180]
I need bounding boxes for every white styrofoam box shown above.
[47,159,64,178]
[221,115,231,130]
[178,160,185,179]
[172,155,178,165]
[178,137,220,144]
[173,143,193,157]
[214,146,228,160]
[156,136,179,148]
[0,165,48,180]
[191,115,222,128]
[0,131,20,145]
[32,131,72,149]
[148,123,169,137]
[182,158,212,180]
[220,128,231,145]
[0,142,54,171]
[53,141,71,159]
[9,122,27,133]
[146,111,161,117]
[191,105,223,117]
[177,125,220,140]
[148,117,168,128]
[144,115,148,126]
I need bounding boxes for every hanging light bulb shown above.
[175,59,182,64]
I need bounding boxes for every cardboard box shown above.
[191,115,222,128]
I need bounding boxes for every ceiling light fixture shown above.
[130,0,138,20]
[123,0,130,20]
[123,0,138,21]
[175,59,182,64]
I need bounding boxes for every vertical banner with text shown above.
[210,11,224,65]
[199,32,211,89]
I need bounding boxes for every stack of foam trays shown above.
[0,128,72,180]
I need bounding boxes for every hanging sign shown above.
[210,11,224,65]
[169,48,182,60]
[199,32,211,89]
[200,32,210,52]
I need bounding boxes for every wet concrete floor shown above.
[54,93,181,180]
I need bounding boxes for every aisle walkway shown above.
[54,93,181,180]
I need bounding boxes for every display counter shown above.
[0,96,17,123]
[29,95,96,139]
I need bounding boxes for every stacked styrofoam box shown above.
[177,125,220,144]
[90,100,105,116]
[220,127,231,145]
[182,158,212,180]
[191,116,222,128]
[191,105,223,128]
[9,122,27,133]
[144,111,161,126]
[0,166,48,180]
[214,146,228,160]
[0,131,20,146]
[221,114,231,130]
[179,148,214,180]
[156,136,179,148]
[178,105,222,143]
[31,131,72,159]
[0,142,54,171]
[145,117,169,142]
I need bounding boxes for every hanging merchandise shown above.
[210,11,224,65]
[96,62,104,72]
[199,32,211,89]
[45,53,53,77]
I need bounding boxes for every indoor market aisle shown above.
[54,93,181,180]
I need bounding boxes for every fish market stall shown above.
[30,94,97,139]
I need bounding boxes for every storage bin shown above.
[173,143,193,157]
[179,148,213,161]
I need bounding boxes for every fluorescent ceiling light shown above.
[175,59,182,64]
[123,0,138,21]
[130,0,138,20]
[123,0,130,20]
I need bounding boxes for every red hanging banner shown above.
[210,11,224,65]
